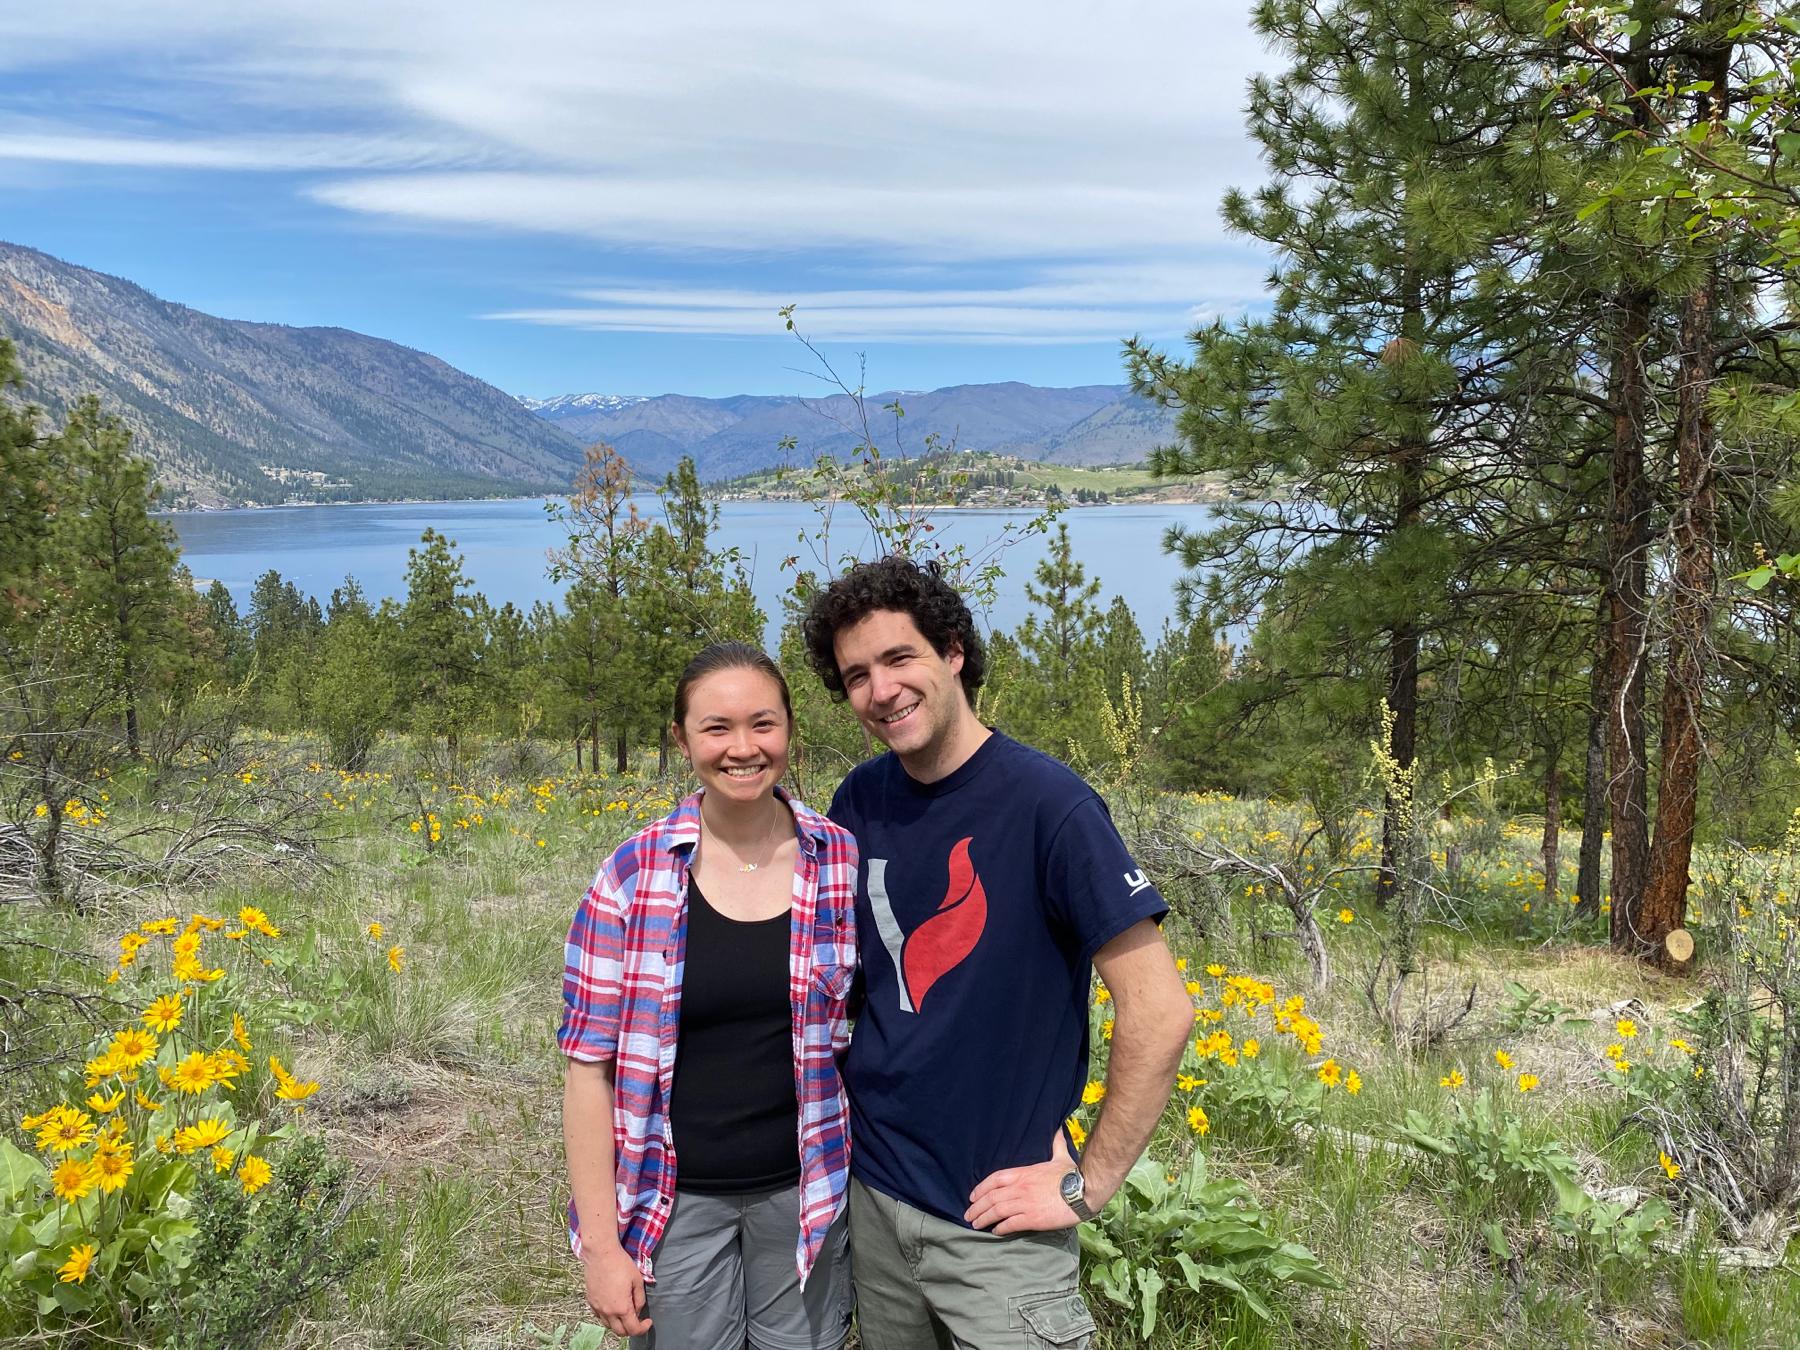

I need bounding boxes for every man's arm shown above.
[965,918,1191,1232]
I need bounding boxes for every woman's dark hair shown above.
[801,555,985,703]
[671,642,794,730]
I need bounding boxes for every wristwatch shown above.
[1058,1167,1097,1222]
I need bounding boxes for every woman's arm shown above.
[564,1057,651,1338]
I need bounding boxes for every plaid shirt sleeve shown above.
[558,857,630,1063]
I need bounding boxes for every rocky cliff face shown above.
[0,242,586,508]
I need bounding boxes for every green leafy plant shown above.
[153,1134,376,1348]
[1496,980,1591,1034]
[1398,1093,1579,1220]
[1078,1153,1335,1332]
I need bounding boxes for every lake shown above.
[165,497,1219,647]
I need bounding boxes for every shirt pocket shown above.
[810,957,855,1003]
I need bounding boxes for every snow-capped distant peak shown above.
[517,392,649,416]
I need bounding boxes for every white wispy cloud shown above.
[0,129,491,173]
[486,263,1270,342]
[0,1,1278,339]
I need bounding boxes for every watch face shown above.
[1059,1170,1083,1202]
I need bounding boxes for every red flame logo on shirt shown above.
[899,836,987,1012]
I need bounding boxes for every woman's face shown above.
[673,667,792,806]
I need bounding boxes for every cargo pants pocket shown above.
[1011,1289,1096,1348]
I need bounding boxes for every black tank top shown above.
[667,877,801,1194]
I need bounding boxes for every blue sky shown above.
[0,3,1276,399]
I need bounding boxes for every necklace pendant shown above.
[739,862,758,873]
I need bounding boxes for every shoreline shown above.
[158,484,1236,516]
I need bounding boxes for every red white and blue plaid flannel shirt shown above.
[558,787,858,1285]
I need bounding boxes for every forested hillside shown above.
[0,243,587,508]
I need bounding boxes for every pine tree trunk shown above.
[1605,286,1653,951]
[1541,750,1562,910]
[616,726,629,775]
[1576,589,1609,922]
[1377,255,1427,911]
[1605,0,1659,955]
[1632,5,1728,971]
[1637,272,1720,969]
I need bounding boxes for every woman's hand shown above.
[583,1241,651,1338]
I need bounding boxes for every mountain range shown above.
[522,380,1178,483]
[0,241,1177,507]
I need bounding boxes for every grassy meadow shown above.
[4,742,1797,1348]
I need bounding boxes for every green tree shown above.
[0,340,57,625]
[626,458,764,773]
[1010,523,1107,759]
[1129,0,1558,905]
[53,398,191,757]
[547,442,644,771]
[310,599,394,772]
[393,529,483,764]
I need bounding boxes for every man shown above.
[802,555,1192,1349]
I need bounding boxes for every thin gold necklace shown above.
[700,814,786,873]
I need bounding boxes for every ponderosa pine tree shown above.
[1129,0,1557,906]
[1012,522,1107,760]
[547,442,643,771]
[53,397,190,758]
[393,528,483,765]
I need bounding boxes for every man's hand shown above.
[965,1130,1087,1234]
[583,1242,652,1338]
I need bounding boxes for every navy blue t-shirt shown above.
[829,731,1166,1226]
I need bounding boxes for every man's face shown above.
[832,608,968,763]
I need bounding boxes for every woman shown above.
[559,642,858,1350]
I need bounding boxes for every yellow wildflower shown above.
[232,1013,253,1052]
[1176,1073,1200,1092]
[168,1052,215,1095]
[86,1089,126,1114]
[1316,1059,1343,1088]
[36,1109,95,1154]
[1242,1038,1261,1059]
[1066,1117,1087,1150]
[1337,909,1355,924]
[1440,1070,1466,1089]
[1081,1082,1106,1105]
[1517,1073,1541,1093]
[211,1146,236,1174]
[83,1048,124,1085]
[175,1118,232,1154]
[92,1147,133,1194]
[1616,1018,1638,1040]
[1187,1105,1210,1136]
[51,1157,97,1202]
[109,1027,158,1067]
[143,994,183,1033]
[366,921,384,940]
[57,1243,97,1285]
[238,1154,273,1195]
[1494,1049,1515,1071]
[1659,1151,1680,1180]
[387,946,405,973]
[1345,1069,1362,1095]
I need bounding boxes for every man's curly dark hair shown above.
[802,555,986,704]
